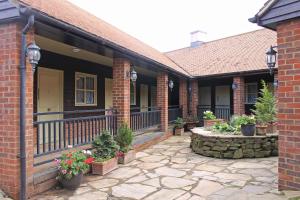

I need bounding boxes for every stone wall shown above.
[191,131,278,159]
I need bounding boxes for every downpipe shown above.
[20,14,35,200]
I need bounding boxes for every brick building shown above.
[0,0,284,199]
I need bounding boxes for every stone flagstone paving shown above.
[33,134,300,200]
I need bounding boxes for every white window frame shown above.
[75,72,97,106]
[245,82,258,104]
[130,82,136,105]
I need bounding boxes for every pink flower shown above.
[54,159,61,164]
[61,169,67,175]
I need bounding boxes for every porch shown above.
[196,74,275,125]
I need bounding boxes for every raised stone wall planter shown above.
[190,128,278,159]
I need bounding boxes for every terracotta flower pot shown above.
[92,157,118,175]
[256,125,268,135]
[267,123,277,133]
[204,119,224,128]
[118,150,136,164]
[174,127,184,136]
[185,122,199,130]
[59,172,83,190]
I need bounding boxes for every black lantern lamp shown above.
[232,82,238,90]
[169,80,174,91]
[130,69,137,82]
[266,46,277,75]
[26,42,41,73]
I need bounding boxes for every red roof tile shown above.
[165,29,277,77]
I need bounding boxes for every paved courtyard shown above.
[34,134,300,200]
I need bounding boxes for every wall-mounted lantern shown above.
[26,42,41,73]
[232,82,238,90]
[266,46,277,75]
[130,69,137,82]
[169,80,174,91]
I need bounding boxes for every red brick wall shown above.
[179,79,188,118]
[112,58,130,127]
[157,73,168,132]
[277,18,300,190]
[233,76,245,115]
[0,22,35,199]
[191,80,199,117]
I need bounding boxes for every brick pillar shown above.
[277,18,300,190]
[157,72,168,132]
[0,23,35,199]
[112,58,130,127]
[233,77,245,115]
[179,79,188,119]
[191,80,199,117]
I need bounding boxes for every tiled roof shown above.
[18,0,190,76]
[165,29,277,77]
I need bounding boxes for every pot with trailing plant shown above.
[55,150,91,190]
[91,131,119,175]
[238,115,256,136]
[115,123,135,164]
[174,117,185,135]
[185,115,199,130]
[203,111,223,127]
[252,80,277,134]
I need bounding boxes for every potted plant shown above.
[184,115,199,130]
[252,80,277,134]
[55,150,91,190]
[114,123,135,164]
[174,117,185,135]
[238,115,256,136]
[203,110,223,127]
[91,131,119,175]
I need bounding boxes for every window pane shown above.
[86,77,95,90]
[76,90,84,103]
[76,76,85,89]
[86,91,95,104]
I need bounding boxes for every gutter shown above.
[21,7,190,79]
[19,10,35,200]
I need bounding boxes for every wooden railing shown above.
[33,109,117,158]
[130,107,161,134]
[197,105,231,124]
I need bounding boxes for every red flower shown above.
[67,159,73,166]
[67,153,72,158]
[116,151,124,158]
[84,157,94,164]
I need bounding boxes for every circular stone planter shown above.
[190,128,278,159]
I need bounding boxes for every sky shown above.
[68,0,266,52]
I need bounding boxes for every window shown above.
[245,83,257,104]
[75,72,97,106]
[130,82,136,105]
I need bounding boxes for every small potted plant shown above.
[91,131,119,175]
[238,115,256,136]
[114,123,135,164]
[203,110,223,127]
[174,117,185,135]
[252,80,277,134]
[184,115,199,130]
[55,150,90,190]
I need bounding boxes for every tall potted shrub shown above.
[115,123,135,164]
[203,111,223,127]
[174,117,185,135]
[55,150,90,190]
[91,131,119,175]
[252,80,277,134]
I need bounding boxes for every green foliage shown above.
[174,117,185,129]
[212,122,237,133]
[252,80,277,124]
[203,110,216,120]
[115,123,134,153]
[232,115,256,126]
[56,150,89,180]
[92,131,119,162]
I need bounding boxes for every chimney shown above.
[190,30,206,47]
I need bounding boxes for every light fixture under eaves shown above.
[72,47,81,53]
